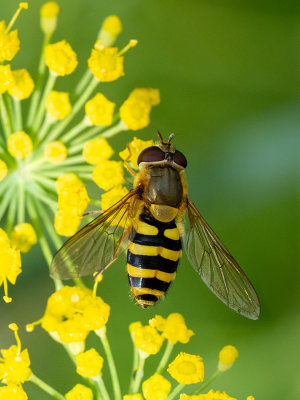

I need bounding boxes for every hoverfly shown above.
[50,133,260,320]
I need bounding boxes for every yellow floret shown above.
[149,313,194,344]
[7,131,33,159]
[88,42,124,82]
[83,137,114,165]
[142,373,171,400]
[0,64,15,93]
[100,185,129,210]
[218,345,238,371]
[58,185,89,215]
[10,223,37,253]
[102,15,122,35]
[76,348,104,378]
[130,88,160,106]
[182,390,237,400]
[8,69,34,100]
[92,160,124,191]
[54,209,81,237]
[0,21,20,63]
[45,40,78,76]
[46,90,72,120]
[65,384,93,400]
[0,384,28,400]
[40,1,60,18]
[85,93,115,126]
[56,173,83,193]
[167,352,204,385]
[44,141,67,164]
[119,137,154,169]
[0,340,31,385]
[132,324,164,355]
[0,160,8,181]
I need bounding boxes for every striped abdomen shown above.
[127,209,181,308]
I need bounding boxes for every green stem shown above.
[27,33,52,127]
[13,98,23,131]
[0,180,15,220]
[73,69,93,99]
[128,343,139,393]
[98,330,122,400]
[131,352,146,393]
[156,340,174,374]
[166,383,185,400]
[0,94,12,138]
[29,373,65,400]
[94,375,111,400]
[5,186,17,234]
[61,118,87,144]
[32,71,57,132]
[45,77,99,143]
[38,114,54,142]
[17,171,25,223]
[59,155,85,166]
[191,370,221,395]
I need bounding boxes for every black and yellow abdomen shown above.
[127,209,182,308]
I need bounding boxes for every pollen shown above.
[85,92,115,126]
[44,141,68,164]
[45,40,78,76]
[46,90,72,120]
[10,223,37,253]
[8,69,34,100]
[83,137,114,165]
[7,131,33,159]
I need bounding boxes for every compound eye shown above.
[137,146,165,164]
[173,150,187,168]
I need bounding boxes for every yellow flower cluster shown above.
[45,40,78,76]
[10,223,37,253]
[0,384,28,400]
[0,229,21,303]
[120,88,160,131]
[150,313,194,344]
[55,173,89,236]
[179,390,237,400]
[168,352,205,384]
[76,348,104,378]
[142,373,171,400]
[130,321,164,355]
[46,90,72,120]
[83,137,114,165]
[8,69,34,100]
[65,384,93,400]
[39,285,110,343]
[85,92,115,126]
[7,131,33,159]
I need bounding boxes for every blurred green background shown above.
[0,0,299,399]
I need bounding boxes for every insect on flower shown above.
[50,133,260,319]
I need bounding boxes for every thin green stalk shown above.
[27,184,57,212]
[0,94,12,138]
[128,343,139,393]
[156,340,174,373]
[38,114,54,142]
[27,33,52,127]
[73,69,93,99]
[0,182,16,221]
[17,173,25,223]
[4,93,14,131]
[46,77,99,142]
[32,71,57,132]
[98,330,122,400]
[94,375,111,400]
[166,383,185,400]
[59,155,85,166]
[190,370,221,395]
[13,97,23,131]
[60,118,87,144]
[131,352,146,393]
[29,373,65,400]
[5,187,17,234]
[32,173,57,192]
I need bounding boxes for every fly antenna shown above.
[157,130,164,142]
[168,133,175,143]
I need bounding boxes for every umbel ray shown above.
[51,132,260,320]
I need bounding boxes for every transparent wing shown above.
[50,190,137,280]
[183,199,260,319]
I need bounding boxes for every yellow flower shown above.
[102,15,122,35]
[54,209,81,237]
[218,345,238,372]
[76,348,104,378]
[100,185,129,211]
[8,69,34,100]
[92,160,124,190]
[0,65,15,94]
[0,21,20,63]
[142,373,171,400]
[7,131,33,159]
[180,390,237,400]
[0,159,8,181]
[88,41,124,82]
[167,352,204,384]
[129,321,142,334]
[0,229,21,303]
[58,184,89,215]
[40,1,60,18]
[65,384,93,400]
[83,137,114,165]
[246,397,255,400]
[149,313,194,344]
[45,40,78,76]
[85,93,115,126]
[44,141,68,164]
[0,384,28,400]
[40,286,110,343]
[0,324,31,385]
[119,137,154,169]
[46,90,72,120]
[123,394,143,400]
[56,173,83,192]
[132,324,164,355]
[10,223,37,253]
[130,88,160,106]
